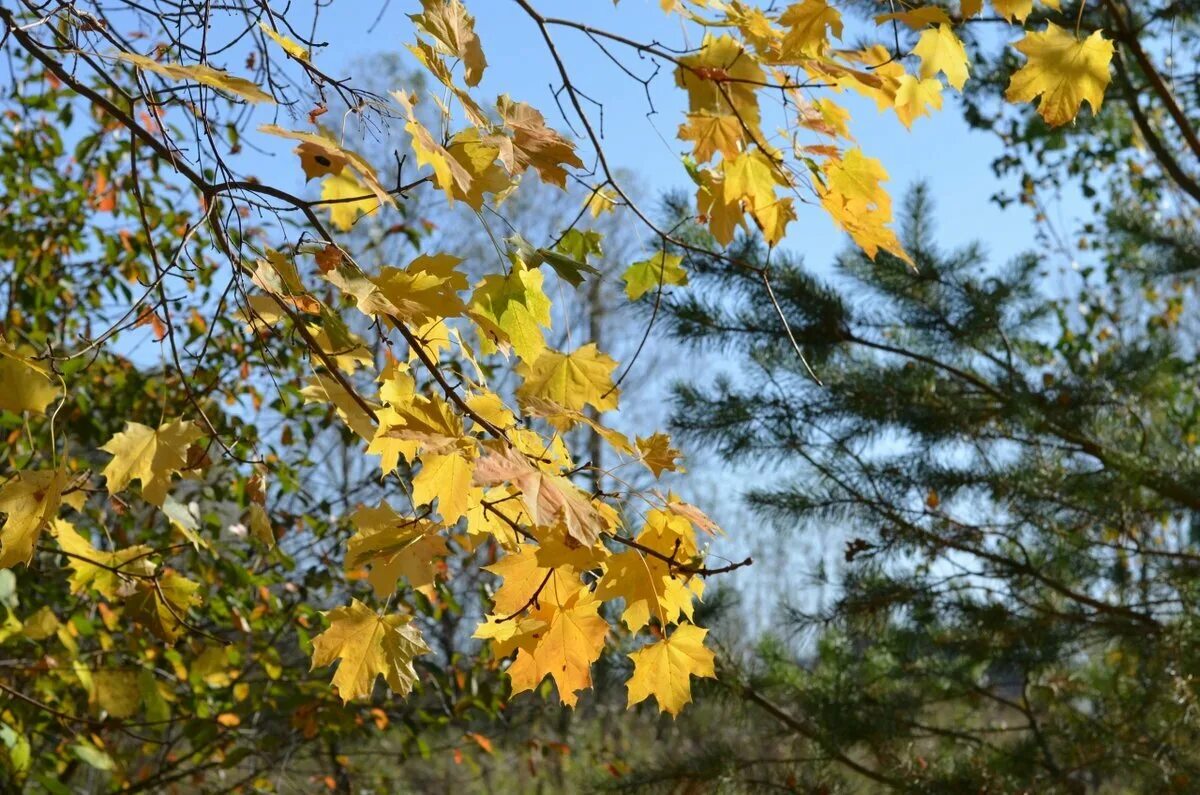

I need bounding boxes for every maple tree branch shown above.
[38,545,156,579]
[0,682,165,744]
[510,0,768,279]
[151,575,228,645]
[608,534,752,576]
[390,319,506,441]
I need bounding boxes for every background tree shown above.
[657,181,1200,791]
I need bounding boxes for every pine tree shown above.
[664,183,1200,791]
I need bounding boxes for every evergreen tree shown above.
[663,183,1200,791]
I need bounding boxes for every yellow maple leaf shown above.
[626,624,716,716]
[875,7,952,29]
[100,419,203,507]
[53,519,155,597]
[345,503,449,597]
[310,599,431,703]
[679,113,745,164]
[412,451,475,524]
[21,605,59,641]
[517,344,619,415]
[912,23,969,91]
[328,252,468,325]
[1005,24,1113,127]
[445,129,513,209]
[469,264,553,362]
[637,433,685,478]
[695,167,747,246]
[778,0,842,59]
[0,469,66,568]
[722,149,795,245]
[818,148,911,264]
[0,338,59,415]
[596,510,702,631]
[584,186,619,218]
[410,0,487,87]
[992,0,1062,23]
[894,74,944,129]
[482,544,583,617]
[92,670,141,719]
[320,171,380,231]
[623,252,688,301]
[676,34,765,135]
[259,21,309,61]
[515,590,608,707]
[300,374,378,441]
[117,52,273,103]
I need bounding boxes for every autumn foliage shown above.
[0,0,1129,788]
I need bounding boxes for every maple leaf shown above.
[894,75,944,129]
[0,338,59,414]
[328,252,468,326]
[694,167,747,246]
[125,570,202,642]
[100,419,203,507]
[21,605,59,641]
[596,510,703,631]
[412,451,475,524]
[624,252,688,301]
[259,21,309,60]
[406,40,490,128]
[1006,24,1114,127]
[469,264,554,362]
[678,113,744,164]
[345,503,448,597]
[117,52,273,103]
[310,599,431,703]
[493,96,584,188]
[626,624,716,716]
[637,433,685,478]
[410,0,487,87]
[445,129,513,209]
[534,229,603,288]
[778,0,842,59]
[875,7,952,29]
[294,142,347,181]
[723,149,794,245]
[301,374,379,441]
[584,186,619,218]
[992,0,1063,23]
[483,544,583,617]
[92,670,140,719]
[0,469,66,568]
[516,344,619,415]
[321,171,379,231]
[676,34,765,135]
[818,149,911,264]
[960,0,984,18]
[912,23,969,91]
[510,590,608,707]
[53,520,155,597]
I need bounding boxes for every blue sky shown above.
[292,0,1076,270]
